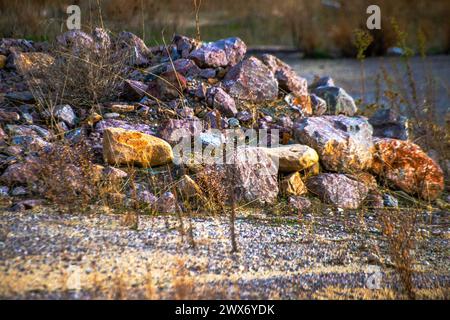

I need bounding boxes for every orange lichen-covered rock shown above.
[371,138,444,200]
[13,52,54,75]
[103,128,173,167]
[280,172,308,196]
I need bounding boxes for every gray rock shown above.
[0,186,9,197]
[288,196,312,212]
[309,76,335,90]
[369,108,409,140]
[188,37,246,68]
[223,57,278,102]
[383,194,399,208]
[54,104,77,127]
[306,174,369,209]
[294,116,374,172]
[11,186,28,196]
[312,86,357,116]
[5,91,35,104]
[212,147,279,205]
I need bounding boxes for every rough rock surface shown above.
[371,138,444,200]
[223,57,278,102]
[369,108,409,140]
[103,128,173,167]
[312,86,357,116]
[294,116,374,173]
[188,37,246,68]
[258,144,319,173]
[280,172,307,196]
[306,174,369,209]
[261,54,308,98]
[115,31,151,66]
[159,118,203,145]
[205,87,237,117]
[215,147,279,204]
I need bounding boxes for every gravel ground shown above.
[0,206,448,300]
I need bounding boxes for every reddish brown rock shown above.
[188,37,246,68]
[261,54,309,98]
[371,138,444,200]
[280,172,308,196]
[148,71,187,100]
[223,57,278,102]
[306,174,369,209]
[294,116,374,173]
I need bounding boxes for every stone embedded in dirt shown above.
[222,56,279,102]
[178,175,203,199]
[0,156,42,185]
[121,80,147,101]
[383,194,399,207]
[110,104,135,113]
[280,172,308,196]
[371,138,444,201]
[11,135,51,153]
[103,127,174,167]
[310,94,327,116]
[95,119,155,136]
[261,54,309,98]
[159,118,203,145]
[10,199,44,212]
[222,147,279,205]
[188,37,246,68]
[369,108,409,141]
[312,86,357,116]
[115,31,151,66]
[0,186,9,197]
[258,144,319,173]
[54,104,77,127]
[157,191,177,213]
[294,116,374,173]
[0,110,20,122]
[206,87,238,117]
[288,196,312,212]
[306,173,370,209]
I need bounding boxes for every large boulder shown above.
[188,37,246,68]
[306,174,369,209]
[312,86,357,116]
[213,147,279,204]
[222,57,279,102]
[258,144,319,173]
[369,108,409,140]
[294,116,374,173]
[371,138,444,200]
[261,54,309,98]
[103,128,173,167]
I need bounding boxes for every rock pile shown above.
[0,30,445,211]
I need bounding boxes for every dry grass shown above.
[1,0,449,56]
